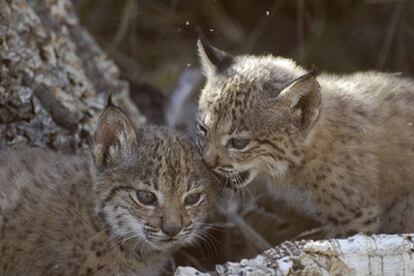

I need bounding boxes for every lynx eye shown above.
[196,123,208,136]
[136,190,157,206]
[229,138,250,150]
[184,193,202,206]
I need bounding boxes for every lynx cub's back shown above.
[196,39,414,237]
[0,103,216,275]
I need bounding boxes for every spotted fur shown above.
[0,105,216,275]
[196,40,414,237]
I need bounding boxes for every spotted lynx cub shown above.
[0,102,216,275]
[196,39,414,237]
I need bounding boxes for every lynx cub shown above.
[0,102,216,275]
[196,39,414,237]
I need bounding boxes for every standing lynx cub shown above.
[196,39,414,237]
[0,102,216,275]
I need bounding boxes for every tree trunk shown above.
[0,0,144,153]
[175,233,414,275]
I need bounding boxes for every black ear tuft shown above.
[197,35,233,76]
[106,93,114,108]
[308,65,319,77]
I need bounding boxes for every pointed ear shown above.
[93,104,137,169]
[197,38,233,77]
[278,73,321,132]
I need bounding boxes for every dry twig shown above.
[107,0,137,52]
[377,1,404,68]
[291,227,324,241]
[216,200,272,252]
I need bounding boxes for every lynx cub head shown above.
[92,102,216,250]
[196,39,321,188]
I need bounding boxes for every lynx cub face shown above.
[93,103,216,250]
[196,39,414,237]
[0,102,217,275]
[195,39,309,188]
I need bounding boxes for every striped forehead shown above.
[150,138,196,192]
[202,82,257,134]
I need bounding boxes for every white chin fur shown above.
[232,159,289,188]
[239,170,257,187]
[146,236,187,251]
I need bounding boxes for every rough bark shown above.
[175,233,414,275]
[0,0,144,153]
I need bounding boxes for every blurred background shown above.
[73,0,413,272]
[74,0,413,125]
